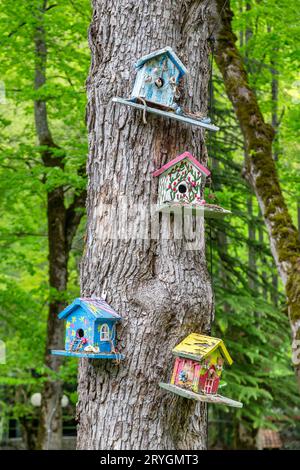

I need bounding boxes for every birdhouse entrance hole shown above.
[76,328,84,338]
[178,183,187,194]
[155,77,164,88]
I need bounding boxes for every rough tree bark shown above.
[77,0,216,450]
[215,1,300,388]
[33,1,86,449]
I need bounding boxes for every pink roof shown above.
[152,152,211,178]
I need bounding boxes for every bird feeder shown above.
[113,46,219,131]
[153,151,231,218]
[159,333,243,408]
[51,297,124,360]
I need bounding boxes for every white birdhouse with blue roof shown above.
[51,297,124,360]
[131,46,187,110]
[113,47,219,132]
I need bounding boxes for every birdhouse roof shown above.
[152,151,211,178]
[135,46,188,77]
[58,298,122,321]
[172,333,233,365]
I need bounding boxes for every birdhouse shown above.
[153,151,231,218]
[51,298,124,360]
[112,47,219,132]
[131,46,187,110]
[159,333,243,408]
[256,429,282,450]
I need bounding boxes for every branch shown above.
[45,4,58,11]
[7,22,27,39]
[33,1,62,169]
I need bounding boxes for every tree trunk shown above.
[77,0,215,450]
[215,1,300,388]
[33,1,86,449]
[247,195,257,291]
[268,25,280,162]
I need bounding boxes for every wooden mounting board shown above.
[156,203,231,219]
[159,382,243,408]
[112,97,220,132]
[51,349,125,360]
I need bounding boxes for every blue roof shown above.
[134,46,188,77]
[58,298,122,321]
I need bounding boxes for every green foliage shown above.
[0,0,90,440]
[207,0,300,448]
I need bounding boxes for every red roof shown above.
[152,152,211,178]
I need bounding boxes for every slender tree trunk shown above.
[243,3,257,294]
[215,1,300,389]
[77,0,215,450]
[33,1,86,449]
[271,272,278,307]
[268,25,280,162]
[257,217,268,300]
[268,28,280,299]
[271,65,279,161]
[247,195,256,291]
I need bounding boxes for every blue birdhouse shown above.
[113,46,219,132]
[51,297,124,360]
[131,46,187,110]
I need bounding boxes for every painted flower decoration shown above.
[179,370,188,382]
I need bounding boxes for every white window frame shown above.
[100,323,110,341]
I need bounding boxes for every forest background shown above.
[0,0,299,450]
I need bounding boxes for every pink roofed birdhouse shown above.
[112,47,219,132]
[153,152,231,218]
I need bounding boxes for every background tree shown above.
[215,0,300,389]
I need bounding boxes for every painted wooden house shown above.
[159,333,243,408]
[153,151,231,218]
[51,297,124,360]
[112,47,219,132]
[153,151,209,208]
[131,46,187,110]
